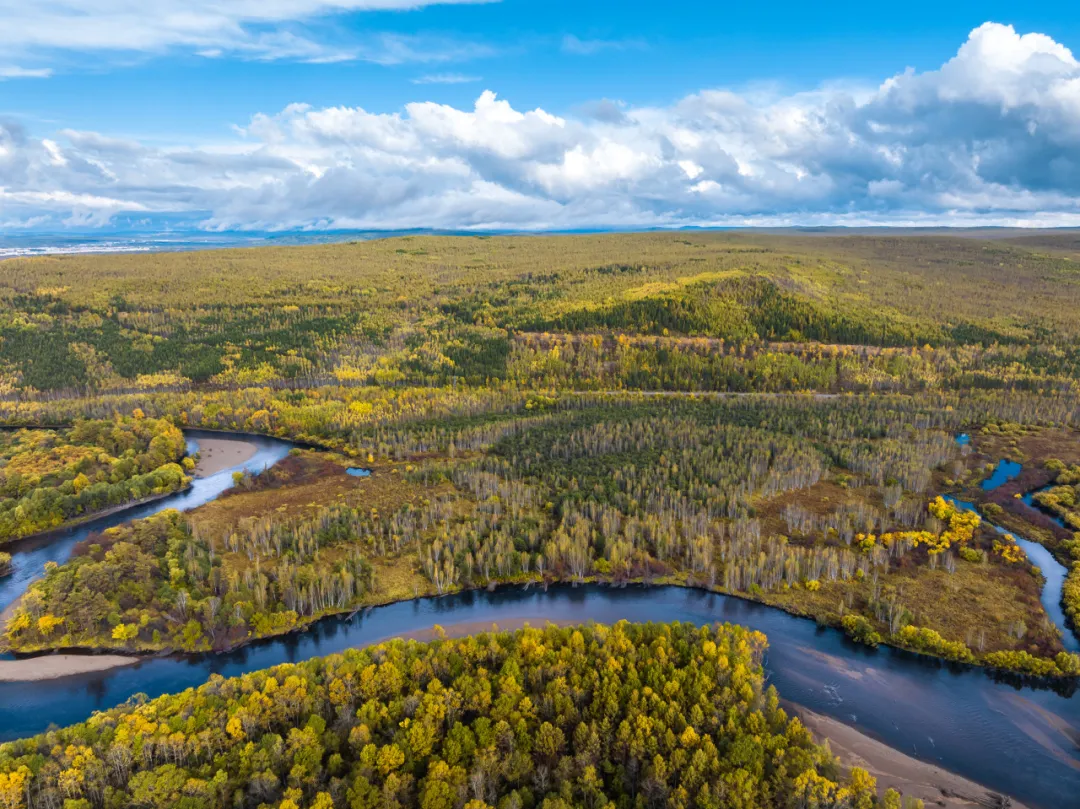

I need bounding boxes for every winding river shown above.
[0,431,294,615]
[945,493,1080,655]
[1,432,1079,809]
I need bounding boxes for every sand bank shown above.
[794,704,1027,808]
[0,653,139,682]
[193,438,258,478]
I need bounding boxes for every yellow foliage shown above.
[226,716,246,740]
[6,612,31,635]
[863,497,981,556]
[37,614,64,637]
[0,766,31,809]
[993,534,1027,564]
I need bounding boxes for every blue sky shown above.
[5,1,1077,136]
[2,1,1080,231]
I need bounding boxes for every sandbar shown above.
[193,437,258,478]
[793,704,1028,808]
[0,653,139,682]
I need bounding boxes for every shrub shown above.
[842,614,883,647]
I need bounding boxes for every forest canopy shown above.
[2,232,1080,396]
[0,416,188,543]
[0,621,921,809]
[6,393,1079,680]
[2,233,1080,806]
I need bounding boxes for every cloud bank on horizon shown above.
[3,22,1080,231]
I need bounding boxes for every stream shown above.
[945,450,1079,654]
[0,431,294,616]
[1,432,1079,808]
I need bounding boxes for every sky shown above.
[2,1,1080,232]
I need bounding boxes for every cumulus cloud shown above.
[4,22,1080,231]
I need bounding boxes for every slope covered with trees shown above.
[2,232,1080,397]
[0,621,922,809]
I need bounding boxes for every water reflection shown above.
[981,458,1023,490]
[1,584,1078,807]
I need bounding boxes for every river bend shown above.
[0,433,1078,809]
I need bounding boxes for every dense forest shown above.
[1,233,1080,397]
[0,621,923,809]
[0,417,189,543]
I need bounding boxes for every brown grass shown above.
[189,450,428,536]
[764,558,1061,656]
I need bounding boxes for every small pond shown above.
[981,458,1023,491]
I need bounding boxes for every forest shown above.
[0,417,189,543]
[1,232,1080,398]
[2,232,1080,807]
[5,393,1080,678]
[0,621,923,809]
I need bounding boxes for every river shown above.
[0,431,294,615]
[945,450,1080,654]
[1,433,1079,808]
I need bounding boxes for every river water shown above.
[0,431,294,615]
[1,433,1080,808]
[1,585,1079,807]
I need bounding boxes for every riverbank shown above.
[193,437,258,477]
[0,594,22,636]
[794,704,1029,808]
[0,653,139,682]
[0,618,571,683]
[0,484,191,553]
[8,570,1080,681]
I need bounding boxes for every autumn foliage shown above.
[0,622,919,809]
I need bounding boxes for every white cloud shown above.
[5,23,1080,231]
[412,73,482,84]
[561,35,646,56]
[0,66,53,79]
[359,34,496,66]
[0,0,498,64]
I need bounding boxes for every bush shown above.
[959,547,982,563]
[894,626,975,663]
[983,650,1060,677]
[842,614,883,647]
